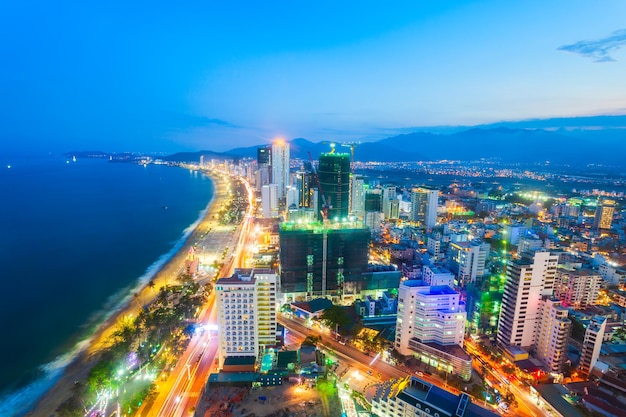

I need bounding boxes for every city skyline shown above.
[1,1,626,154]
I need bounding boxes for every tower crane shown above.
[340,142,360,173]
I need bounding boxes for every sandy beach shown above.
[27,168,230,417]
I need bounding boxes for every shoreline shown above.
[27,168,229,417]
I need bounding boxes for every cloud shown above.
[558,29,626,62]
[200,117,241,128]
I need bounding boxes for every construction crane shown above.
[308,151,330,299]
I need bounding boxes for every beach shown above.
[27,169,230,417]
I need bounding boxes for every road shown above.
[465,340,545,417]
[138,171,256,416]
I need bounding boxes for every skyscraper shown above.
[382,185,396,220]
[497,250,559,349]
[349,174,365,219]
[271,139,290,199]
[278,221,369,302]
[410,187,438,228]
[256,145,271,190]
[296,169,313,208]
[318,152,351,221]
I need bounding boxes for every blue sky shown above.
[1,1,625,153]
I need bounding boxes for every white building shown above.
[422,265,455,287]
[555,267,601,309]
[503,224,527,245]
[396,280,466,354]
[497,250,559,349]
[535,298,571,373]
[349,174,365,219]
[579,315,606,377]
[426,236,441,260]
[410,188,438,228]
[598,263,626,286]
[271,140,290,199]
[448,241,490,286]
[261,184,279,218]
[383,185,397,220]
[216,269,278,367]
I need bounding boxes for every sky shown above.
[1,0,626,153]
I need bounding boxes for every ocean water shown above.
[0,153,213,416]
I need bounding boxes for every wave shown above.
[1,191,215,417]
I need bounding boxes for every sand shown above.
[26,168,231,417]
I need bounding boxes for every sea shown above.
[0,153,214,416]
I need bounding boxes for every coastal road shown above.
[138,172,255,416]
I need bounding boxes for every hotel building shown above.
[215,269,278,367]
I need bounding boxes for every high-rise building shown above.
[535,298,571,373]
[318,152,351,221]
[410,188,438,228]
[349,174,366,219]
[579,315,607,377]
[449,241,490,286]
[497,250,559,349]
[256,145,272,191]
[261,184,279,218]
[257,145,271,165]
[215,269,278,367]
[395,280,471,380]
[555,267,601,309]
[372,377,499,417]
[271,140,290,199]
[279,221,370,302]
[382,185,397,220]
[593,199,616,230]
[296,169,313,208]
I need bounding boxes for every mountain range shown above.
[166,125,625,166]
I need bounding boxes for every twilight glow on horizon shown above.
[1,0,625,153]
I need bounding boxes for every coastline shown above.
[27,168,227,417]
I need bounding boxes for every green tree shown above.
[320,305,351,333]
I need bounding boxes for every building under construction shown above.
[279,220,370,303]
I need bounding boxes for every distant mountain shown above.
[222,125,626,165]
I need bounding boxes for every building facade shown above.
[318,152,351,220]
[278,221,370,302]
[216,269,278,367]
[410,188,438,228]
[535,298,571,373]
[497,250,559,349]
[395,280,470,380]
[579,315,607,377]
[555,267,601,309]
[448,241,490,286]
[593,199,615,230]
[271,140,290,199]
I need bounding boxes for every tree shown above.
[320,305,351,333]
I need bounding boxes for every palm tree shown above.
[133,292,143,311]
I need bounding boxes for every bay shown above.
[0,153,212,415]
